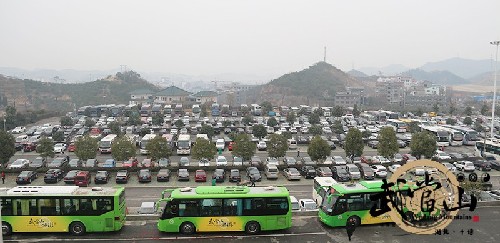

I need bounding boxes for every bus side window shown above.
[333,198,348,214]
[223,199,242,216]
[1,199,13,216]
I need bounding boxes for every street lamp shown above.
[3,117,5,131]
[490,41,500,140]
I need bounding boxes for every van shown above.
[288,139,297,150]
[290,196,300,211]
[74,171,91,187]
[264,164,279,180]
[299,199,318,211]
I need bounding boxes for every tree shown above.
[463,116,473,126]
[231,134,256,160]
[414,107,424,117]
[432,103,439,113]
[52,131,65,142]
[464,106,473,116]
[449,103,456,115]
[108,121,122,135]
[352,104,361,117]
[242,115,253,126]
[200,125,215,139]
[36,137,55,159]
[111,136,136,161]
[222,120,232,127]
[191,137,216,160]
[307,136,331,161]
[146,136,172,161]
[474,119,483,133]
[0,131,15,166]
[446,118,457,125]
[407,121,421,134]
[200,103,209,117]
[138,127,151,138]
[332,106,344,117]
[332,120,343,134]
[252,124,267,139]
[174,119,184,128]
[267,134,288,158]
[286,112,296,124]
[282,131,292,139]
[128,112,141,126]
[84,118,95,127]
[362,130,371,139]
[267,117,278,127]
[410,131,436,159]
[260,101,273,115]
[308,112,320,125]
[377,127,399,159]
[152,113,164,126]
[309,125,323,136]
[73,135,97,160]
[461,181,483,201]
[480,103,488,116]
[344,128,363,158]
[60,116,74,126]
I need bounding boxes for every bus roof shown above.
[0,186,124,197]
[314,177,338,186]
[170,186,289,199]
[331,181,413,195]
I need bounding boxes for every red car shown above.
[67,143,76,152]
[228,142,235,151]
[195,170,207,182]
[23,143,37,152]
[361,156,374,165]
[123,158,139,168]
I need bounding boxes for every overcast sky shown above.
[1,0,499,79]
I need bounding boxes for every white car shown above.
[215,139,225,151]
[8,159,30,169]
[442,162,456,173]
[454,161,475,172]
[216,156,228,166]
[332,156,347,165]
[388,164,401,173]
[53,143,67,153]
[371,165,388,178]
[198,159,210,167]
[435,151,452,160]
[257,141,267,151]
[299,199,318,211]
[373,156,391,164]
[322,127,332,134]
[11,126,26,134]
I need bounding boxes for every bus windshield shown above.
[178,141,190,149]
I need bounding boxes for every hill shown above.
[251,62,362,106]
[466,71,496,86]
[347,69,368,78]
[358,64,410,76]
[402,68,468,85]
[0,71,159,113]
[420,57,497,79]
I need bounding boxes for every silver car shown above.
[345,164,361,180]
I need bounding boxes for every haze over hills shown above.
[402,69,468,85]
[420,57,498,79]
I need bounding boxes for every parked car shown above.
[402,154,417,163]
[283,167,302,181]
[44,169,64,183]
[371,164,388,178]
[198,158,210,167]
[454,161,475,172]
[84,159,97,168]
[195,170,207,182]
[94,171,110,184]
[22,143,37,152]
[316,167,333,177]
[393,153,404,164]
[266,157,279,166]
[64,170,80,184]
[434,151,452,160]
[53,143,67,153]
[216,156,228,166]
[141,159,154,168]
[8,159,30,169]
[284,157,298,167]
[177,168,190,181]
[332,166,351,182]
[229,169,241,182]
[68,158,82,167]
[352,157,362,164]
[300,166,317,179]
[257,141,267,151]
[29,157,46,168]
[372,156,390,165]
[115,170,130,183]
[138,169,152,183]
[246,167,262,181]
[67,143,76,152]
[442,162,457,173]
[345,164,361,180]
[212,169,226,182]
[332,156,347,165]
[157,169,171,182]
[489,160,500,171]
[102,159,116,168]
[473,160,491,171]
[228,142,235,151]
[301,157,316,166]
[158,158,170,168]
[123,157,139,168]
[250,156,262,167]
[367,140,379,148]
[48,157,67,168]
[356,163,375,180]
[16,171,37,184]
[179,157,190,167]
[388,164,402,173]
[233,156,243,166]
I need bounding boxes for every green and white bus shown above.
[1,186,126,236]
[157,186,292,234]
[319,180,438,227]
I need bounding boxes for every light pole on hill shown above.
[490,41,500,140]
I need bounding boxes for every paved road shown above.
[4,206,499,242]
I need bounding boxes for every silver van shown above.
[264,164,279,180]
[290,196,300,211]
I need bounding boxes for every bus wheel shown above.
[180,222,195,235]
[2,222,12,236]
[245,221,260,234]
[347,216,361,227]
[69,222,86,236]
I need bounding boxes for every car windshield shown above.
[139,171,150,176]
[19,171,30,176]
[97,172,107,176]
[67,171,78,176]
[13,160,24,165]
[349,166,359,172]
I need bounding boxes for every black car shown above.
[138,169,152,183]
[48,157,68,168]
[16,171,37,184]
[116,170,130,184]
[177,169,190,181]
[356,163,375,180]
[489,160,500,171]
[157,169,171,182]
[229,169,241,182]
[316,167,333,177]
[94,171,110,184]
[246,167,262,181]
[64,170,80,184]
[332,166,351,182]
[44,169,64,183]
[213,169,226,183]
[301,157,316,166]
[300,166,316,179]
[473,160,492,171]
